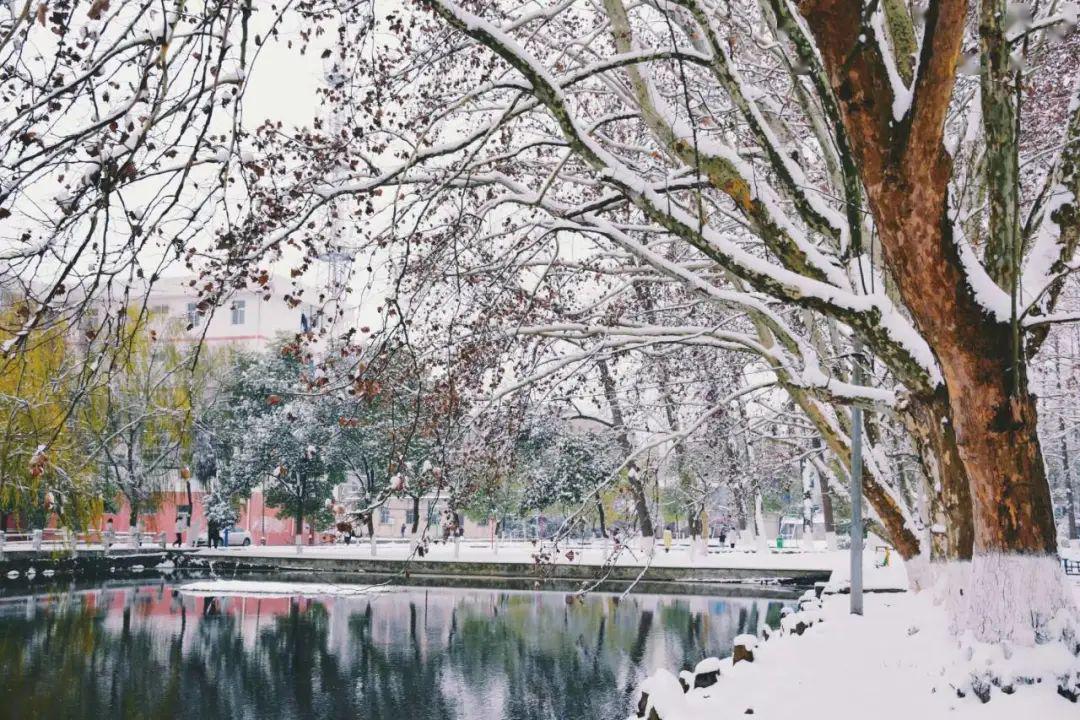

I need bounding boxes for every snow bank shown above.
[178,580,394,598]
[629,578,1080,719]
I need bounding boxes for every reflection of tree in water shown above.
[0,585,786,720]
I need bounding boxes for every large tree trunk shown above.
[904,390,973,560]
[950,361,1055,555]
[802,0,1071,643]
[801,0,1056,557]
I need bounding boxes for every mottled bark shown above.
[903,390,973,559]
[802,0,1057,559]
[979,0,1021,291]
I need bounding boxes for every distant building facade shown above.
[146,275,330,350]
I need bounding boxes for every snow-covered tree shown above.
[80,309,195,527]
[518,420,621,531]
[6,0,1080,655]
[203,0,1080,645]
[209,342,346,537]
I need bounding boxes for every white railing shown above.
[0,528,169,556]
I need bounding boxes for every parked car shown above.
[194,526,253,547]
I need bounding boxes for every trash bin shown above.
[776,536,784,549]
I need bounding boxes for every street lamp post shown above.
[850,342,865,615]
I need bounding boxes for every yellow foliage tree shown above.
[0,304,101,530]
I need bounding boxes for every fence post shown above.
[66,527,77,558]
[295,534,303,555]
[0,530,5,561]
[159,532,166,550]
[32,529,42,551]
[105,529,114,554]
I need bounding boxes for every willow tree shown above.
[79,309,197,527]
[0,305,101,529]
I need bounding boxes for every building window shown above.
[379,506,391,524]
[186,302,199,328]
[231,299,246,325]
[405,509,417,525]
[151,304,169,317]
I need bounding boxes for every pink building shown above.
[107,488,300,545]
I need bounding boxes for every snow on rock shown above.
[178,579,394,598]
[692,656,723,688]
[733,633,758,650]
[693,657,723,675]
[733,633,758,664]
[635,669,684,719]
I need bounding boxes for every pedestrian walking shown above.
[173,513,186,547]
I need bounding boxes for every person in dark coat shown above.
[207,519,221,549]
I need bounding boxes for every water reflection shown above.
[0,581,785,720]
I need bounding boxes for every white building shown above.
[145,275,334,350]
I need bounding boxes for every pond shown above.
[0,578,789,720]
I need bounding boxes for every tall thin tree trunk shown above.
[296,474,306,543]
[1056,336,1078,541]
[597,359,654,537]
[820,481,835,534]
[1063,432,1077,542]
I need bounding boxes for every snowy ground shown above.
[178,579,394,597]
[635,558,1080,720]
[194,537,848,572]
